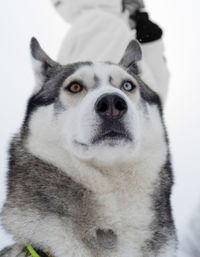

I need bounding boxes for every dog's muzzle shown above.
[92,94,132,144]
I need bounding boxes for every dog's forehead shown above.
[65,63,133,88]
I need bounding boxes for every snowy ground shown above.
[0,0,200,254]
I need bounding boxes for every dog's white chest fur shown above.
[89,164,161,256]
[62,138,166,256]
[98,174,153,252]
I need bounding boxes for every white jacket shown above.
[51,0,169,102]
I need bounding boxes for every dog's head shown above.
[25,38,164,167]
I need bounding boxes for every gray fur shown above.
[0,39,176,256]
[31,38,57,68]
[0,246,12,257]
[1,134,119,256]
[119,40,142,67]
[4,136,102,242]
[0,245,29,257]
[143,155,177,254]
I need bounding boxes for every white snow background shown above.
[0,0,200,255]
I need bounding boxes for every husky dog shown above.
[0,38,177,257]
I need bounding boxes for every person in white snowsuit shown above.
[50,0,169,103]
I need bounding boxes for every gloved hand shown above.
[131,10,163,43]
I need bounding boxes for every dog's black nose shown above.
[95,94,127,120]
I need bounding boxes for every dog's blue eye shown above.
[122,82,135,92]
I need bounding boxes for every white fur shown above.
[24,63,170,256]
[4,208,92,257]
[31,58,45,94]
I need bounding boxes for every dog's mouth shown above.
[92,129,132,145]
[73,130,132,148]
[73,121,132,149]
[92,120,132,145]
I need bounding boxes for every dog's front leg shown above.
[0,244,31,257]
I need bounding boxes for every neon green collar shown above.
[26,244,41,257]
[26,244,54,257]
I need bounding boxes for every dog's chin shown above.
[70,133,136,166]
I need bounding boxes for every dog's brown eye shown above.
[67,83,83,93]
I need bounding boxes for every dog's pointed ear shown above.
[119,40,142,68]
[30,37,58,87]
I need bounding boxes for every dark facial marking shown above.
[108,75,113,84]
[23,62,92,129]
[54,1,62,7]
[94,75,100,87]
[125,68,163,115]
[54,98,66,113]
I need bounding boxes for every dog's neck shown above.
[24,127,168,195]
